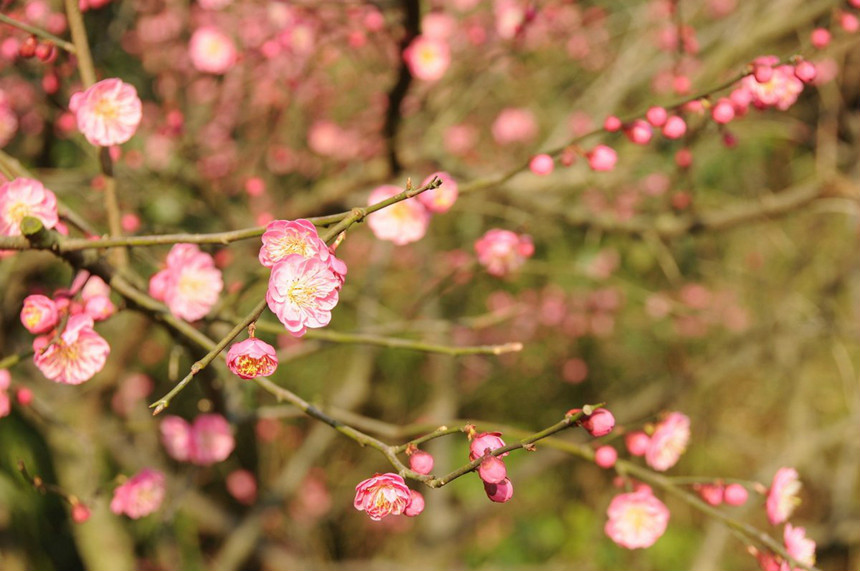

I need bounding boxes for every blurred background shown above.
[0,0,858,569]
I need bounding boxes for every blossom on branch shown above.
[258,218,346,282]
[366,185,431,245]
[604,486,670,549]
[266,254,341,336]
[149,244,223,322]
[645,411,690,471]
[0,177,59,236]
[353,472,413,521]
[69,78,142,146]
[110,468,165,519]
[32,314,110,385]
[226,337,278,379]
[766,467,801,525]
[20,294,59,334]
[783,523,816,571]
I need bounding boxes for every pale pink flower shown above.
[149,244,223,322]
[783,523,816,570]
[409,450,434,475]
[484,477,514,503]
[160,415,191,462]
[32,314,109,385]
[403,35,451,81]
[418,172,458,214]
[353,472,412,521]
[258,219,346,281]
[189,413,235,466]
[766,467,802,525]
[366,185,431,245]
[495,0,526,39]
[226,337,278,379]
[20,294,59,334]
[645,411,690,471]
[110,468,165,519]
[605,487,670,549]
[741,60,804,111]
[69,79,142,146]
[474,229,534,277]
[0,178,59,236]
[469,431,508,461]
[491,107,538,145]
[404,489,425,517]
[266,254,341,336]
[189,27,237,75]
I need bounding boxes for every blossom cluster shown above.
[260,219,346,336]
[20,274,115,385]
[469,430,514,503]
[160,413,235,466]
[110,468,166,519]
[366,172,458,246]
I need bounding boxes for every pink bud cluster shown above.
[694,481,749,506]
[259,219,347,336]
[160,413,236,466]
[366,172,458,246]
[623,411,691,471]
[110,468,166,519]
[20,274,115,385]
[469,431,514,503]
[149,244,223,322]
[353,472,424,520]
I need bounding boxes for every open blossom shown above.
[258,219,346,282]
[110,468,165,519]
[783,523,816,570]
[418,172,458,213]
[33,314,110,385]
[403,35,451,81]
[266,254,341,336]
[741,58,804,111]
[474,229,534,277]
[366,185,431,245]
[645,411,690,471]
[189,27,237,74]
[20,294,59,334]
[0,178,59,236]
[69,79,142,146]
[353,473,413,521]
[149,244,223,322]
[605,487,670,549]
[189,413,235,465]
[226,337,278,379]
[766,467,802,525]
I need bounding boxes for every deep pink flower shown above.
[403,35,451,81]
[645,411,690,471]
[189,27,237,74]
[366,185,431,246]
[69,79,142,146]
[478,455,507,484]
[0,177,59,236]
[353,472,412,521]
[529,154,555,176]
[604,487,670,549]
[189,413,235,466]
[474,229,534,277]
[697,483,724,506]
[149,244,223,322]
[594,446,618,468]
[662,115,687,139]
[409,450,434,475]
[71,502,91,523]
[766,467,801,525]
[258,219,346,281]
[783,523,816,570]
[404,489,425,517]
[110,468,165,519]
[723,483,749,506]
[469,432,508,461]
[741,60,804,111]
[587,145,618,171]
[160,415,191,462]
[32,314,109,385]
[226,337,278,379]
[20,294,59,334]
[625,431,651,456]
[483,477,514,503]
[418,172,458,214]
[266,254,342,336]
[582,408,616,437]
[491,107,538,145]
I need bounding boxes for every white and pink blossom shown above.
[0,178,59,236]
[69,79,142,146]
[266,254,342,336]
[353,472,413,521]
[645,411,690,471]
[32,314,110,385]
[110,468,165,519]
[149,244,223,322]
[605,487,670,549]
[189,27,237,74]
[766,467,802,525]
[474,229,534,277]
[366,185,431,246]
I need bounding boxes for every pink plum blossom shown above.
[353,472,413,521]
[418,172,458,213]
[160,415,191,462]
[724,483,749,506]
[474,229,534,277]
[189,413,235,466]
[403,35,451,81]
[20,294,59,334]
[484,477,514,503]
[258,219,346,282]
[149,244,223,322]
[69,79,142,146]
[626,431,650,456]
[594,446,618,468]
[409,450,434,475]
[477,455,507,484]
[189,27,237,74]
[766,467,802,525]
[587,145,618,171]
[741,59,804,111]
[529,154,554,176]
[32,314,109,385]
[469,431,508,461]
[110,468,166,519]
[604,487,670,549]
[266,254,342,336]
[581,408,615,437]
[0,177,59,236]
[404,489,425,517]
[645,411,690,471]
[783,523,816,570]
[491,107,538,145]
[366,185,431,245]
[226,337,278,379]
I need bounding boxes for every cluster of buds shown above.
[467,426,514,503]
[18,35,56,63]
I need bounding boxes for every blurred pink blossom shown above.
[69,79,142,146]
[189,413,235,466]
[110,468,165,519]
[605,487,670,549]
[418,172,458,214]
[20,294,59,334]
[0,177,58,236]
[645,411,690,471]
[403,36,451,81]
[766,467,801,525]
[160,415,192,462]
[366,185,431,246]
[474,229,534,277]
[189,27,237,74]
[226,469,257,505]
[149,244,223,322]
[491,107,538,145]
[783,523,816,570]
[741,59,804,111]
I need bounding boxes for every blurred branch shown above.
[0,13,77,53]
[63,0,96,87]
